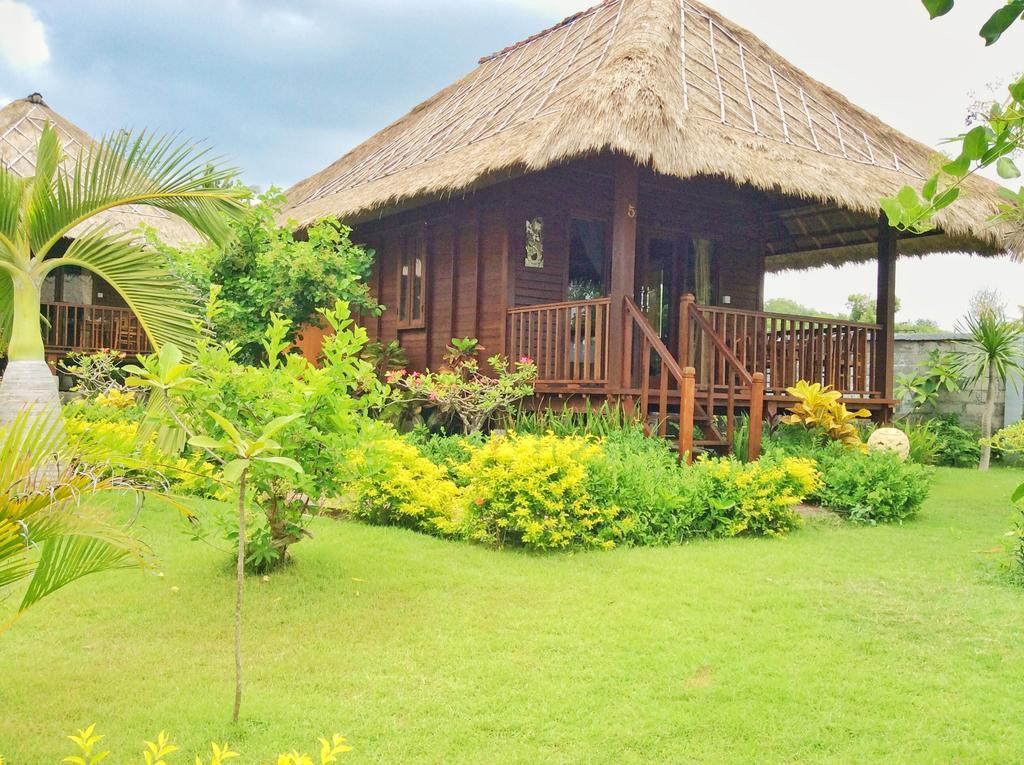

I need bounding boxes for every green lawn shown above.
[3,468,1024,764]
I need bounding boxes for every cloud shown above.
[0,0,50,70]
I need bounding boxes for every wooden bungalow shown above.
[287,0,1011,457]
[0,93,200,368]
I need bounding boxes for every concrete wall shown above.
[894,333,1024,428]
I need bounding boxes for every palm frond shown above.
[19,526,148,613]
[43,227,203,353]
[0,166,24,259]
[28,128,248,258]
[0,409,151,626]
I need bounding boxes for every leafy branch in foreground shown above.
[922,0,1024,46]
[882,3,1023,237]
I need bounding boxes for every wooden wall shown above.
[332,156,769,371]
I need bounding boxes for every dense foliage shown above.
[152,190,380,363]
[348,427,833,551]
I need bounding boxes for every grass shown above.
[3,467,1024,763]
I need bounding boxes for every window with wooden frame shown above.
[397,232,426,328]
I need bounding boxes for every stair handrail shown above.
[679,294,764,461]
[623,297,697,461]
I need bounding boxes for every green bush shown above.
[895,419,941,464]
[584,428,702,545]
[406,428,483,483]
[986,419,1024,463]
[929,415,981,467]
[811,443,932,524]
[459,433,627,550]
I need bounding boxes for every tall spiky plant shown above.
[0,123,248,431]
[956,309,1024,470]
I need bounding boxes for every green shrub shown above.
[509,401,635,438]
[406,428,484,483]
[459,433,626,550]
[895,419,941,464]
[929,415,981,467]
[811,443,932,524]
[584,428,702,545]
[986,419,1024,463]
[349,437,463,537]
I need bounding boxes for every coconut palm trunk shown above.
[0,124,247,439]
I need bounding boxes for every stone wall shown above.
[894,333,1024,428]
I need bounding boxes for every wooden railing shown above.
[42,302,150,356]
[682,297,882,398]
[507,298,610,387]
[623,297,695,459]
[677,296,764,462]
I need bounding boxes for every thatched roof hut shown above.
[0,93,201,246]
[284,0,1012,268]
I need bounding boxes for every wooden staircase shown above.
[623,297,764,461]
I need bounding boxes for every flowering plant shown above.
[386,341,536,433]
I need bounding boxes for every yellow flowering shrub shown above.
[64,414,219,497]
[60,724,351,765]
[459,433,626,550]
[690,456,818,537]
[349,437,463,536]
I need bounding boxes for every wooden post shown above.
[747,371,765,462]
[875,213,897,407]
[679,293,695,368]
[680,366,696,464]
[608,155,639,393]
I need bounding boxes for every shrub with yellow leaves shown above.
[58,725,352,765]
[781,381,870,449]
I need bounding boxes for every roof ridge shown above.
[479,0,619,64]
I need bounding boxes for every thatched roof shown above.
[284,0,1014,268]
[0,93,201,247]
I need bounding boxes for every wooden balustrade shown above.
[507,298,611,387]
[677,296,763,462]
[42,302,150,356]
[623,297,695,459]
[681,298,881,399]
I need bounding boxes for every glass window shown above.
[398,233,425,327]
[568,219,607,300]
[525,217,544,269]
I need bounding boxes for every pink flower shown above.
[519,356,533,365]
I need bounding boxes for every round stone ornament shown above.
[867,427,911,461]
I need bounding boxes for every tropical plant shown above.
[190,410,303,723]
[895,349,963,413]
[130,300,383,570]
[151,189,380,364]
[0,124,247,432]
[955,310,1024,469]
[361,339,408,379]
[780,381,871,448]
[386,344,537,434]
[61,724,352,765]
[0,409,149,634]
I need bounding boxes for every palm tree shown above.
[0,409,149,633]
[0,124,247,430]
[957,309,1024,470]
